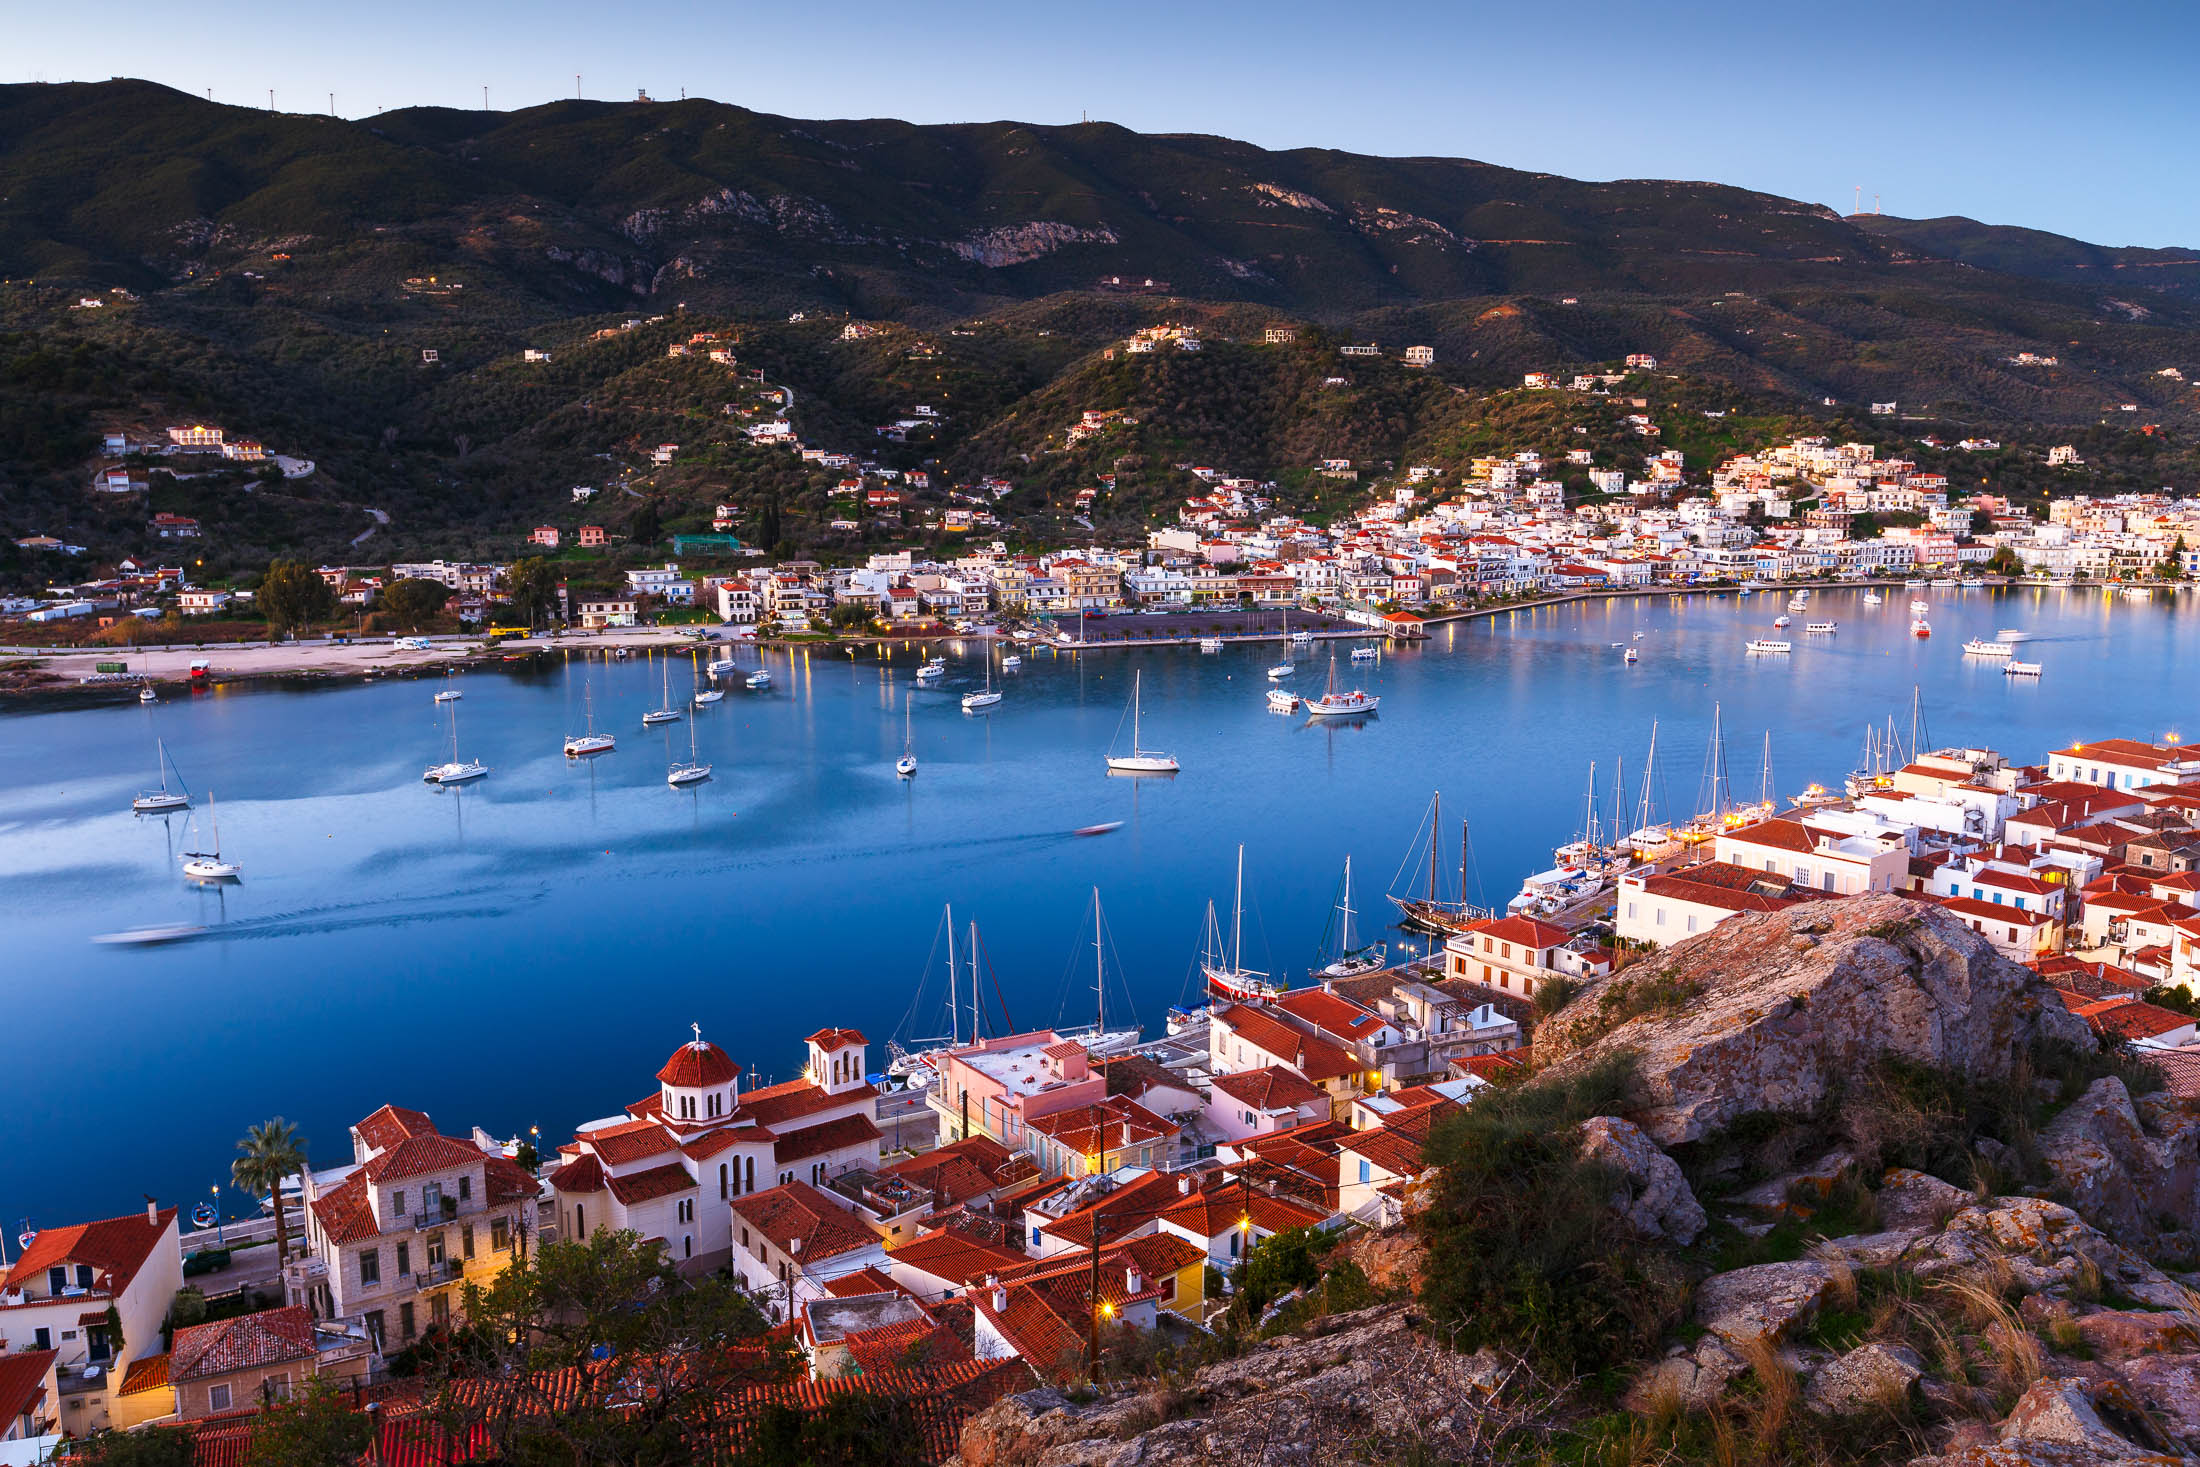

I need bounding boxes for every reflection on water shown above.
[3,586,2193,1216]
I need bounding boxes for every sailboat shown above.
[423,699,488,783]
[1305,653,1378,716]
[885,903,1137,1080]
[896,693,919,778]
[1105,670,1178,773]
[693,657,724,705]
[1318,855,1388,978]
[961,646,1003,711]
[433,669,461,703]
[1626,722,1682,858]
[1203,846,1284,1002]
[642,657,682,724]
[667,715,710,786]
[1389,791,1487,935]
[564,683,616,756]
[181,792,240,881]
[1266,606,1296,678]
[133,737,192,813]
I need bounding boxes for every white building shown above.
[0,1203,182,1433]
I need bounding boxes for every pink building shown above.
[530,527,561,549]
[929,1032,1103,1152]
[1204,1066,1331,1142]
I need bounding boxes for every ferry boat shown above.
[1265,688,1302,713]
[1389,793,1491,935]
[1931,577,1959,588]
[1746,639,1792,653]
[1962,639,2015,658]
[2005,660,2043,677]
[1304,654,1378,716]
[1806,621,1839,634]
[1904,579,1926,589]
[1910,618,1931,638]
[1203,847,1286,1002]
[1198,637,1224,652]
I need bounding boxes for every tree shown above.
[170,1285,208,1330]
[1849,512,1882,540]
[257,561,334,637]
[506,557,559,627]
[74,1426,194,1467]
[233,1118,306,1265]
[630,499,661,546]
[757,492,783,549]
[244,1378,372,1467]
[380,577,451,625]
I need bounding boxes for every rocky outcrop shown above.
[1537,897,2090,1147]
[1806,1342,1924,1416]
[2040,1079,2200,1261]
[1693,1260,1835,1347]
[1580,1116,1708,1244]
[948,222,1120,268]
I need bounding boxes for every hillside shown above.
[3,80,2200,574]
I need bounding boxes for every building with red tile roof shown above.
[1210,1002,1360,1095]
[1615,861,1805,947]
[1206,1065,1332,1142]
[1023,1097,1179,1180]
[730,1182,889,1324]
[0,1349,58,1441]
[1,1202,181,1432]
[164,1305,371,1421]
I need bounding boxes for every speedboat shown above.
[745,669,772,690]
[1266,688,1302,713]
[1074,821,1124,837]
[93,924,207,946]
[1996,629,2031,643]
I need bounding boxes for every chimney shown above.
[985,1273,1006,1312]
[1126,1263,1145,1294]
[1177,1174,1192,1195]
[145,1195,159,1226]
[788,1236,803,1257]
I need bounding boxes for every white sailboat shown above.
[423,699,488,783]
[642,658,681,724]
[133,737,192,814]
[667,716,711,786]
[181,792,240,881]
[1104,669,1178,773]
[1318,855,1388,978]
[693,659,724,705]
[1266,605,1297,678]
[1305,653,1378,716]
[564,683,616,756]
[433,669,461,703]
[962,646,1003,711]
[1203,846,1283,1002]
[896,692,919,778]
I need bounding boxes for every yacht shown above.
[1317,856,1388,978]
[1202,847,1284,1002]
[1772,614,1791,628]
[2005,660,2043,677]
[915,658,946,683]
[1746,639,1792,653]
[1350,644,1380,663]
[1806,621,1838,634]
[1962,638,2015,658]
[707,655,738,677]
[962,651,1003,711]
[895,693,918,778]
[693,684,724,705]
[133,737,192,814]
[1791,782,1843,810]
[1104,670,1178,773]
[423,700,488,783]
[667,718,711,786]
[641,660,682,725]
[564,684,616,756]
[181,792,241,882]
[1305,654,1378,716]
[745,668,772,690]
[1266,688,1302,713]
[1001,654,1022,672]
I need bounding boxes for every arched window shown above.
[719,1164,728,1199]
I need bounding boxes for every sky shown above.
[14,0,2200,246]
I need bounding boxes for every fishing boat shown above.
[1389,792,1489,935]
[564,683,616,756]
[746,668,772,690]
[1772,615,1792,628]
[1305,654,1378,716]
[1350,644,1380,663]
[1105,670,1178,773]
[423,699,488,784]
[1316,855,1388,979]
[1963,638,2015,658]
[2005,660,2043,677]
[1203,846,1284,1002]
[181,792,240,882]
[667,716,711,786]
[1806,621,1839,634]
[1910,618,1931,638]
[642,659,681,725]
[1746,639,1792,653]
[896,693,919,778]
[961,649,1003,711]
[1198,637,1224,652]
[133,737,192,814]
[1265,688,1302,713]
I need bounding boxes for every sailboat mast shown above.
[945,904,959,1048]
[1428,792,1440,904]
[1637,724,1658,833]
[1458,819,1470,910]
[1340,856,1355,952]
[1231,845,1245,975]
[969,920,981,1043]
[1093,889,1105,1035]
[1611,754,1625,849]
[1131,671,1140,750]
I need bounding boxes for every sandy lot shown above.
[8,629,720,686]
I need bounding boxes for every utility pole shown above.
[575,74,582,100]
[328,93,335,117]
[268,89,275,112]
[1086,1208,1104,1379]
[483,85,489,111]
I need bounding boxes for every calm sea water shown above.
[3,585,2193,1224]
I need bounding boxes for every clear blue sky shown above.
[18,0,2198,246]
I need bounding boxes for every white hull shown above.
[707,659,737,676]
[434,691,461,702]
[424,761,488,784]
[93,924,206,945]
[694,689,724,704]
[2005,661,2043,677]
[962,691,1003,711]
[1746,640,1791,653]
[1306,694,1378,716]
[1106,753,1179,773]
[183,859,240,881]
[745,673,771,689]
[1265,665,1294,680]
[1198,638,1223,652]
[642,710,681,725]
[667,763,712,786]
[565,735,616,756]
[1266,690,1301,712]
[1001,657,1022,671]
[133,793,190,814]
[896,756,918,778]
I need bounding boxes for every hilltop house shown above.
[0,1202,182,1432]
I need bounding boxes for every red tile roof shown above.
[354,1105,437,1153]
[773,1111,883,1166]
[739,1078,879,1129]
[4,1207,176,1296]
[119,1350,170,1396]
[843,1318,966,1373]
[658,1039,741,1089]
[1272,988,1386,1041]
[547,1153,606,1195]
[1213,1003,1358,1083]
[2089,1002,2197,1042]
[1159,1186,1327,1239]
[731,1182,878,1264]
[587,1122,683,1167]
[482,1154,539,1205]
[172,1306,316,1382]
[1460,912,1577,949]
[362,1132,491,1184]
[886,1228,1028,1287]
[1024,1096,1177,1159]
[603,1161,697,1207]
[805,1028,869,1050]
[0,1349,55,1429]
[309,1173,379,1246]
[1210,1065,1328,1112]
[720,1359,1028,1465]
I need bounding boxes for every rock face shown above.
[2039,1079,2200,1260]
[1805,1342,1924,1416]
[1580,1115,1709,1244]
[1536,897,2090,1147]
[1692,1260,1835,1347]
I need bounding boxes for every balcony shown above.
[412,1258,464,1289]
[412,1198,465,1231]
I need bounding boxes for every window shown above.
[393,1190,406,1218]
[1685,916,1698,934]
[396,1242,411,1277]
[399,1302,416,1340]
[458,1175,471,1202]
[491,1217,511,1253]
[683,1234,692,1259]
[1654,909,1666,927]
[719,1164,728,1200]
[1357,1159,1371,1183]
[358,1247,380,1285]
[209,1384,233,1412]
[47,1267,65,1294]
[266,1374,291,1403]
[422,1182,441,1215]
[76,1264,95,1289]
[32,1327,51,1351]
[425,1233,445,1267]
[461,1224,476,1261]
[364,1311,384,1350]
[1626,902,1637,920]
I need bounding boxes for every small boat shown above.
[1198,637,1224,652]
[1772,615,1791,628]
[667,717,711,786]
[1073,821,1123,837]
[434,689,461,703]
[1350,645,1380,662]
[1806,621,1838,633]
[93,923,206,946]
[1317,855,1388,978]
[962,652,1003,711]
[745,669,772,690]
[138,686,156,703]
[1909,599,1931,614]
[896,693,918,778]
[1746,639,1792,654]
[1963,639,2014,658]
[1791,782,1842,810]
[1265,662,1295,680]
[565,683,616,756]
[1863,591,1884,606]
[423,699,488,784]
[707,656,738,677]
[642,659,682,725]
[191,1201,218,1228]
[1104,670,1178,773]
[1266,688,1302,713]
[1623,647,1639,664]
[133,737,192,814]
[1305,654,1379,716]
[915,660,945,682]
[1910,619,1931,639]
[1001,655,1022,672]
[181,792,240,882]
[2005,660,2043,677]
[1996,628,2030,643]
[694,686,724,705]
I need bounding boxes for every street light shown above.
[211,1185,226,1247]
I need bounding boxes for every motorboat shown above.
[1001,655,1022,672]
[1773,615,1792,628]
[1073,821,1123,837]
[1104,670,1178,772]
[1350,645,1380,662]
[181,792,241,881]
[1304,654,1378,716]
[133,737,192,814]
[565,683,616,756]
[1996,629,2031,643]
[1963,639,2014,658]
[423,699,488,783]
[1746,639,1792,653]
[915,659,945,682]
[1791,782,1842,810]
[1910,618,1931,638]
[707,656,738,677]
[1806,621,1838,633]
[1266,688,1302,713]
[1909,599,1931,614]
[1623,646,1639,664]
[1198,637,1224,652]
[1863,591,1884,605]
[746,669,772,690]
[2005,660,2043,677]
[93,924,206,946]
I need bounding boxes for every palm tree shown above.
[234,1118,307,1266]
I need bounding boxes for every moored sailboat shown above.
[1389,792,1490,935]
[1203,846,1284,1002]
[1105,670,1178,773]
[1316,855,1388,978]
[133,737,192,814]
